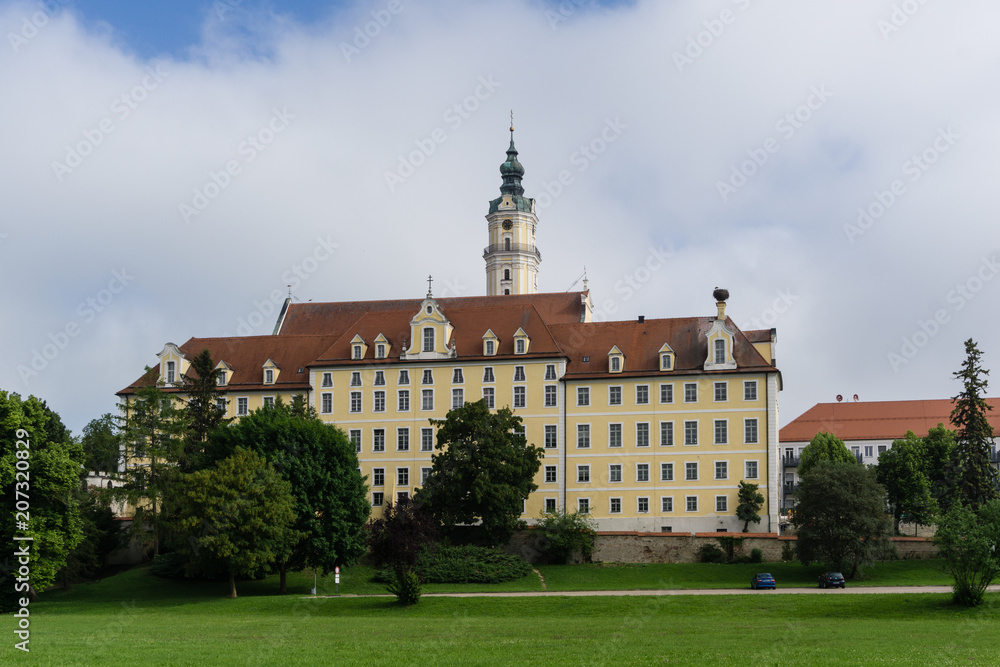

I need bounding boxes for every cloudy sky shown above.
[2,0,998,435]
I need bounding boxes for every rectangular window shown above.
[452,388,464,410]
[660,384,674,404]
[577,424,590,448]
[684,383,698,403]
[353,345,362,360]
[686,496,698,512]
[865,445,873,458]
[321,393,332,414]
[421,467,432,485]
[321,372,333,388]
[372,468,385,486]
[482,387,495,408]
[166,361,176,384]
[715,461,728,480]
[483,367,495,383]
[374,371,385,386]
[263,396,274,409]
[544,425,557,449]
[685,462,698,481]
[610,356,621,372]
[636,423,650,447]
[422,369,433,385]
[215,397,227,413]
[636,385,649,405]
[877,445,887,456]
[744,380,758,401]
[714,420,728,445]
[636,463,649,482]
[545,465,557,483]
[237,397,248,416]
[714,382,727,402]
[421,428,434,452]
[372,492,383,507]
[660,421,674,446]
[216,371,226,387]
[545,364,557,380]
[745,461,758,479]
[514,366,526,382]
[577,465,590,483]
[609,464,622,483]
[398,370,409,385]
[661,462,674,481]
[545,498,557,513]
[609,423,622,448]
[373,429,385,452]
[398,389,410,412]
[544,385,557,407]
[397,467,409,486]
[716,496,728,512]
[714,339,726,364]
[577,387,590,406]
[661,497,674,512]
[376,343,386,359]
[350,391,361,413]
[516,339,526,354]
[350,371,361,387]
[513,386,526,408]
[609,386,622,405]
[610,497,622,513]
[397,428,409,452]
[373,390,386,412]
[578,498,590,514]
[422,328,434,352]
[745,418,759,444]
[485,339,495,356]
[684,420,698,445]
[637,497,649,513]
[452,368,464,383]
[661,353,672,370]
[421,389,433,411]
[349,429,361,453]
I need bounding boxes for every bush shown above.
[697,543,726,564]
[781,541,796,562]
[387,568,421,605]
[535,508,598,564]
[749,548,764,564]
[373,544,532,584]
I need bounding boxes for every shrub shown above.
[535,508,598,564]
[781,541,796,562]
[372,544,532,584]
[749,548,764,564]
[387,569,421,606]
[697,543,726,564]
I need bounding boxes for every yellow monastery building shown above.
[120,132,782,534]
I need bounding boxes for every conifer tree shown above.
[947,339,999,510]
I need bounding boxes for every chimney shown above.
[638,315,645,324]
[712,287,729,321]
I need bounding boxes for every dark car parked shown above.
[750,573,776,590]
[818,572,846,589]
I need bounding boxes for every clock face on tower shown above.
[502,220,512,230]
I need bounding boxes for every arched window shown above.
[504,237,511,251]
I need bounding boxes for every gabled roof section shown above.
[780,398,1000,443]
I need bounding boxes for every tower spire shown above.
[499,112,525,197]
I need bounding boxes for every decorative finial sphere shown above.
[713,287,729,302]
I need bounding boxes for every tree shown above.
[416,400,545,546]
[177,349,230,472]
[1,392,85,609]
[368,499,439,605]
[792,461,893,577]
[934,500,1000,606]
[946,339,999,510]
[798,431,856,477]
[922,424,957,511]
[736,481,765,533]
[875,431,937,534]
[205,400,370,593]
[535,508,597,564]
[59,488,121,588]
[80,413,120,475]
[172,447,299,598]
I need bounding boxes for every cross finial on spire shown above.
[510,109,514,134]
[427,274,433,297]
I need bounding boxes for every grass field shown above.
[17,560,1000,666]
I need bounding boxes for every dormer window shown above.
[516,339,525,354]
[376,343,386,359]
[486,340,495,355]
[217,371,227,386]
[353,344,363,360]
[165,361,175,384]
[423,327,435,352]
[264,369,274,384]
[714,339,726,365]
[607,346,624,374]
[611,357,621,372]
[658,343,674,371]
[482,330,499,356]
[513,328,530,355]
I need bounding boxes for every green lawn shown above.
[18,560,994,666]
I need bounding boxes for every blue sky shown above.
[2,0,999,434]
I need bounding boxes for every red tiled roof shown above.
[744,329,773,344]
[779,398,1000,442]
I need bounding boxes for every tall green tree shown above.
[934,499,1000,606]
[178,349,230,472]
[946,339,999,510]
[1,392,85,609]
[875,431,937,534]
[80,413,120,475]
[798,431,856,477]
[417,400,544,546]
[922,424,957,511]
[204,400,369,593]
[172,447,299,598]
[736,481,765,533]
[793,461,893,577]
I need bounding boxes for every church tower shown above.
[484,125,540,296]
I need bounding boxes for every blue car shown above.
[750,573,776,590]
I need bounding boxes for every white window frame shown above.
[321,372,333,388]
[684,382,698,403]
[514,365,526,382]
[373,390,386,413]
[609,385,622,406]
[544,385,557,407]
[422,327,435,352]
[576,423,591,449]
[716,495,728,513]
[636,422,650,447]
[636,463,650,483]
[744,418,759,444]
[684,420,698,446]
[608,423,622,448]
[452,368,464,384]
[609,464,622,483]
[544,465,557,484]
[714,419,728,445]
[349,391,362,413]
[421,389,434,411]
[577,465,590,483]
[349,429,361,453]
[686,496,698,512]
[397,467,409,487]
[373,429,385,452]
[513,386,526,409]
[635,385,649,405]
[715,461,728,480]
[483,366,495,383]
[452,388,464,410]
[660,383,674,404]
[237,397,248,416]
[610,497,622,514]
[637,497,650,513]
[398,389,410,412]
[661,496,674,513]
[545,364,557,380]
[372,467,385,486]
[685,462,698,481]
[578,498,590,514]
[397,427,409,452]
[421,428,434,452]
[544,424,557,449]
[321,392,332,414]
[660,421,674,447]
[745,460,759,479]
[660,462,674,482]
[744,380,758,401]
[482,387,495,409]
[577,386,590,407]
[714,381,727,402]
